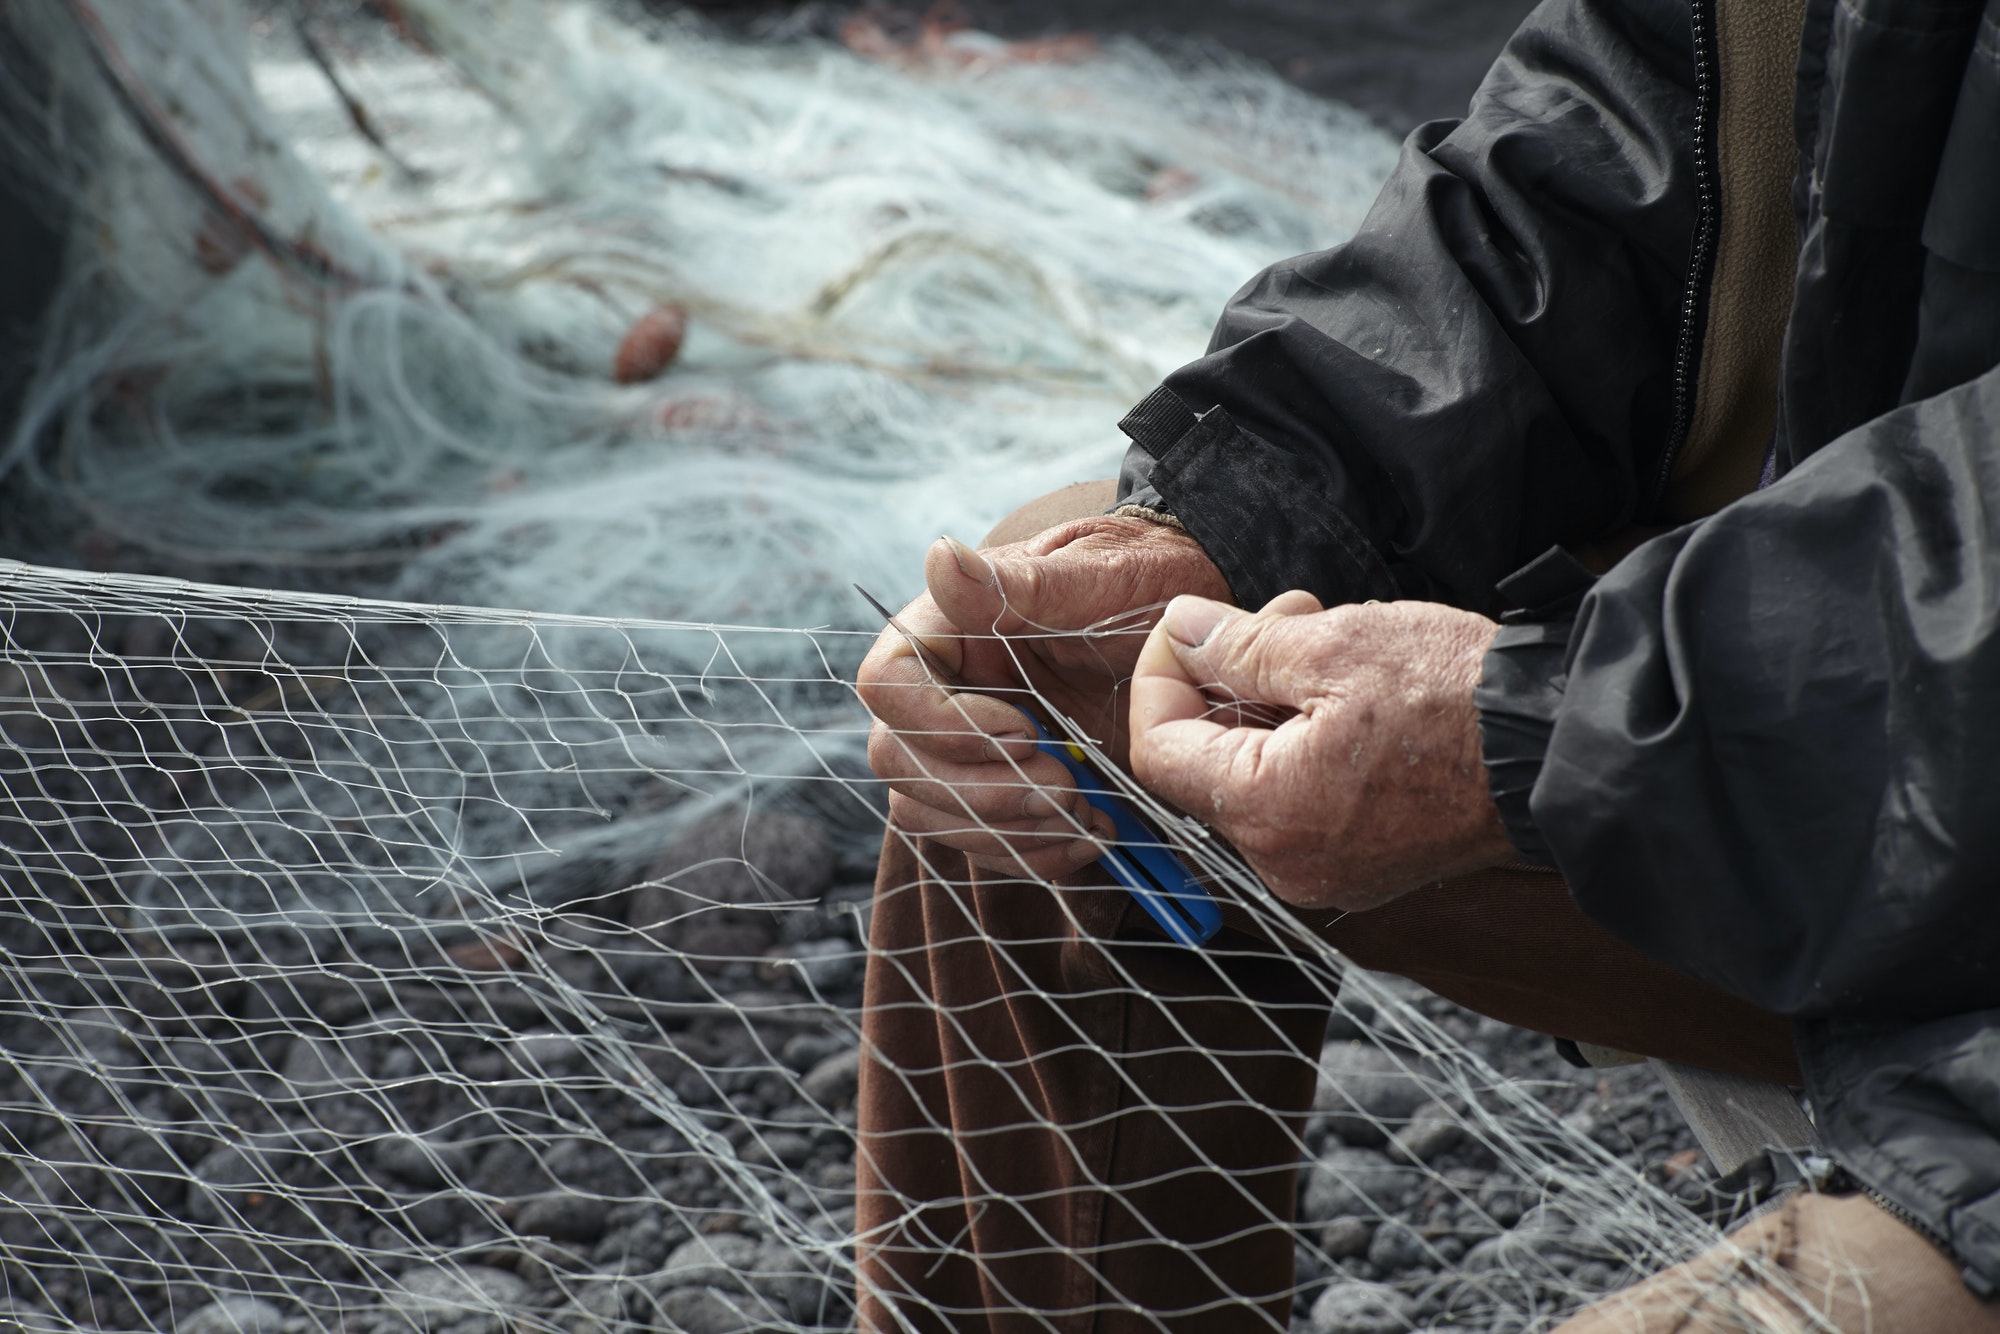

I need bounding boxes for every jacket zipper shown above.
[1814,1160,1956,1255]
[1654,0,1722,507]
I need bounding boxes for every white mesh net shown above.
[0,2,1811,1331]
[0,559,1765,1332]
[0,561,885,1331]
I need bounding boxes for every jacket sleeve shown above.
[1484,361,2000,1021]
[1117,0,1698,612]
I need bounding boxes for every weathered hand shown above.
[857,516,1231,878]
[1128,593,1513,910]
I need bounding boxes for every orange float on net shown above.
[612,303,689,384]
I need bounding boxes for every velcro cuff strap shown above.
[1118,385,1199,456]
[1475,621,1572,869]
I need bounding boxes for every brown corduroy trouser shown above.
[853,834,1992,1333]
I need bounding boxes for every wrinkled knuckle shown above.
[1236,823,1283,861]
[865,723,904,778]
[885,789,922,826]
[856,636,893,683]
[1003,557,1043,616]
[1216,613,1270,678]
[1256,650,1290,706]
[856,658,916,715]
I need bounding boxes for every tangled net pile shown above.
[0,2,1769,1331]
[1,0,1398,625]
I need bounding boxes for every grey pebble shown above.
[1389,1100,1463,1164]
[547,1307,615,1334]
[781,938,857,992]
[589,1225,639,1269]
[1476,1179,1531,1229]
[800,1047,862,1108]
[630,809,835,940]
[391,1264,530,1332]
[280,1036,367,1093]
[471,1140,553,1199]
[1366,1219,1428,1273]
[1459,1233,1508,1274]
[652,1233,759,1291]
[544,1137,638,1195]
[1314,1043,1435,1147]
[1513,1202,1619,1260]
[750,1238,830,1319]
[503,1031,589,1075]
[100,1121,188,1212]
[186,1145,266,1227]
[549,1277,630,1333]
[1572,1260,1617,1292]
[746,1132,813,1169]
[396,1190,477,1244]
[1308,1279,1414,1334]
[779,1032,847,1073]
[371,1134,471,1190]
[1319,1217,1374,1260]
[66,1006,134,1071]
[176,1298,286,1334]
[515,1192,605,1244]
[653,1286,772,1334]
[1458,1205,1602,1282]
[1300,1146,1419,1224]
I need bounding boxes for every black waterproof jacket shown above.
[1116,0,2000,1294]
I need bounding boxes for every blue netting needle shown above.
[855,584,1224,947]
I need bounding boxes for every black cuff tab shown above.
[1118,386,1199,457]
[1475,621,1573,869]
[1148,407,1399,608]
[1496,546,1599,623]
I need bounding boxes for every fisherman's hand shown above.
[1128,593,1513,910]
[858,517,1230,878]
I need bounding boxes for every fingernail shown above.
[1021,788,1068,818]
[1035,815,1089,844]
[1163,596,1229,647]
[983,731,1031,763]
[1067,834,1107,864]
[942,535,994,587]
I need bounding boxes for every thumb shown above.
[925,534,1093,640]
[1144,595,1328,714]
[1127,597,1279,822]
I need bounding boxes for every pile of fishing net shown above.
[1,0,1398,630]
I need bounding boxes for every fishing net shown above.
[0,1,1819,1331]
[0,557,1764,1334]
[0,0,1399,628]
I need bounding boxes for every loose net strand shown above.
[0,2,1839,1331]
